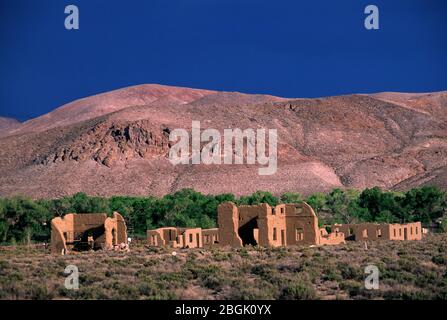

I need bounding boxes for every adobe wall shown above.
[283,203,320,246]
[73,213,108,249]
[202,228,219,247]
[218,202,243,247]
[263,210,286,247]
[217,202,278,247]
[216,202,342,248]
[318,228,346,245]
[147,227,176,246]
[388,222,422,241]
[147,227,203,248]
[114,212,128,244]
[261,204,286,247]
[146,204,422,250]
[104,212,128,249]
[51,214,75,254]
[411,222,423,240]
[181,228,202,248]
[51,212,128,254]
[73,214,107,232]
[332,222,422,241]
[237,203,286,247]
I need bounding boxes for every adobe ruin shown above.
[147,227,219,248]
[217,202,345,247]
[146,202,424,249]
[146,202,346,248]
[51,212,128,255]
[331,222,422,241]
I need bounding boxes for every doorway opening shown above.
[238,218,258,246]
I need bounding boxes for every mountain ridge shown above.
[0,84,446,199]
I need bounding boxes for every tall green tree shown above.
[358,187,402,222]
[305,192,326,215]
[238,191,279,206]
[401,186,446,224]
[280,192,302,204]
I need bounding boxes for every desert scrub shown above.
[27,284,54,300]
[137,281,177,299]
[156,271,188,289]
[322,266,343,282]
[200,274,227,292]
[432,254,447,265]
[226,281,277,300]
[212,251,232,261]
[337,262,363,281]
[0,234,446,300]
[279,281,317,300]
[339,280,363,298]
[235,247,250,258]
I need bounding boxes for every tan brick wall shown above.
[51,212,128,254]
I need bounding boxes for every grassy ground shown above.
[0,234,446,300]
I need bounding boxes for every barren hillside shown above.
[0,84,446,199]
[0,117,21,137]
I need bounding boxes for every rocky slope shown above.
[0,84,445,199]
[0,117,21,137]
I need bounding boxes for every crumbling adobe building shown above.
[147,202,345,248]
[51,212,128,255]
[147,227,219,248]
[218,202,345,247]
[331,222,422,241]
[146,202,423,249]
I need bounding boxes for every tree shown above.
[280,192,302,204]
[70,192,110,213]
[305,193,326,215]
[0,196,51,244]
[238,191,279,206]
[325,189,366,223]
[346,198,369,222]
[38,198,72,217]
[325,189,349,223]
[375,210,397,223]
[401,186,446,224]
[358,187,403,222]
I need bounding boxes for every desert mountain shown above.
[0,117,21,137]
[0,84,446,199]
[6,84,216,136]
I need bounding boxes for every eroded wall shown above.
[332,222,422,241]
[51,212,128,254]
[217,202,243,247]
[146,203,422,251]
[217,202,344,248]
[147,227,212,248]
[202,228,219,247]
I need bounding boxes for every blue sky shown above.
[0,0,446,121]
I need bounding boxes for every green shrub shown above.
[279,281,317,300]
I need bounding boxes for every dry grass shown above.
[1,234,446,300]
